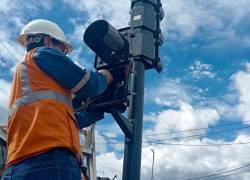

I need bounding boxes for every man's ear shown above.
[44,36,50,47]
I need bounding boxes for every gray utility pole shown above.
[151,149,155,180]
[122,60,145,180]
[122,0,164,180]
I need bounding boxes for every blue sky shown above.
[1,0,250,179]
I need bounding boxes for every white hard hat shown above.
[18,19,73,53]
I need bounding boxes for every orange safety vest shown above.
[6,49,81,167]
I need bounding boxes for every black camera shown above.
[80,20,131,113]
[78,0,164,113]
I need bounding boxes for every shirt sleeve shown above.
[33,47,108,104]
[75,110,104,129]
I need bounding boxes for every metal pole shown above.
[122,60,145,180]
[151,149,155,180]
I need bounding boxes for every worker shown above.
[1,19,113,180]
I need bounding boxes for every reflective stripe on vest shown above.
[20,63,32,95]
[9,62,72,118]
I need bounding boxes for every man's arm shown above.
[33,47,108,103]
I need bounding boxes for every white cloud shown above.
[203,98,239,122]
[233,63,250,123]
[95,119,125,153]
[96,135,250,180]
[163,0,250,51]
[246,63,250,72]
[63,0,250,60]
[164,0,224,40]
[0,0,12,13]
[0,0,54,67]
[65,0,130,29]
[187,60,217,79]
[63,0,250,45]
[0,41,24,65]
[12,0,52,13]
[145,101,219,135]
[95,130,108,154]
[145,79,191,108]
[68,22,89,46]
[0,3,26,66]
[65,0,131,56]
[96,152,123,179]
[141,136,250,180]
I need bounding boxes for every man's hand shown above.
[98,69,113,84]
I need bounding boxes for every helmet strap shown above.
[26,34,46,52]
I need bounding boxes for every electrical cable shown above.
[0,42,19,63]
[165,163,250,180]
[149,125,250,142]
[0,85,10,115]
[95,120,250,140]
[0,87,9,97]
[96,125,250,144]
[143,120,250,137]
[146,141,250,146]
[213,169,250,179]
[186,162,250,180]
[0,105,8,113]
[99,139,250,146]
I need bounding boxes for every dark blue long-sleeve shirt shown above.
[33,47,106,128]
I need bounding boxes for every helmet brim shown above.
[18,33,73,54]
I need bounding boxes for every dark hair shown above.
[26,34,61,52]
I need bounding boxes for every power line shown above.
[95,136,123,141]
[0,105,8,113]
[96,125,250,144]
[147,141,250,146]
[149,125,250,142]
[213,169,250,179]
[166,163,250,180]
[187,162,250,180]
[143,120,250,137]
[0,87,10,114]
[0,80,10,115]
[95,120,250,140]
[0,55,12,97]
[98,140,250,146]
[0,87,9,97]
[0,42,19,63]
[100,139,250,147]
